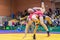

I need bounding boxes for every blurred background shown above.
[0,0,60,33]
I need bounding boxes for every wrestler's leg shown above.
[39,16,50,36]
[24,20,33,38]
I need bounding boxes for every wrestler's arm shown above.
[20,16,28,20]
[41,1,45,13]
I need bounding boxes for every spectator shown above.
[55,8,60,16]
[16,11,23,20]
[11,12,15,19]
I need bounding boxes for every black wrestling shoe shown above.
[47,31,50,37]
[33,34,36,40]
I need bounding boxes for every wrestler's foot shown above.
[33,34,36,40]
[47,31,50,37]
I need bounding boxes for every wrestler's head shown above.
[28,8,34,14]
